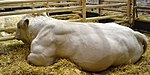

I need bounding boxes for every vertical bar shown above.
[31,2,34,9]
[127,0,132,26]
[99,0,101,15]
[81,0,86,22]
[46,1,50,16]
[132,0,136,27]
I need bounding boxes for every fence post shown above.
[132,0,137,27]
[99,0,102,16]
[127,0,132,26]
[81,0,86,22]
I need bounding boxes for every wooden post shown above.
[46,1,50,16]
[31,2,35,9]
[99,0,102,15]
[132,0,137,27]
[127,0,132,26]
[81,0,86,22]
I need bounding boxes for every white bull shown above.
[15,15,148,72]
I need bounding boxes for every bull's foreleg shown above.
[27,53,56,66]
[27,41,56,66]
[27,25,57,66]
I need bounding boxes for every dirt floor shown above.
[0,34,150,75]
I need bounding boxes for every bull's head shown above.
[15,19,31,44]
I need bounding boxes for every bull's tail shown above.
[134,31,149,54]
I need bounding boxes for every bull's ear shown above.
[24,19,29,28]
